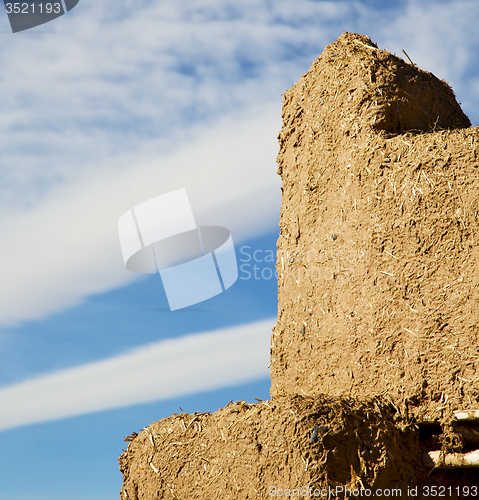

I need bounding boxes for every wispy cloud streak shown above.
[0,319,274,432]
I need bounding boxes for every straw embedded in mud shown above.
[120,32,479,499]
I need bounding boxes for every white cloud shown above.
[0,318,274,432]
[0,104,282,325]
[0,0,350,207]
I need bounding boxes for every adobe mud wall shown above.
[271,32,478,422]
[120,396,433,500]
[119,33,479,499]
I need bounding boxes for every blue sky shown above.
[0,1,478,499]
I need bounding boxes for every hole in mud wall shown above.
[418,423,442,451]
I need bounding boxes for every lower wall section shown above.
[119,395,477,500]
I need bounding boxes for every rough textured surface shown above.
[119,33,479,499]
[120,396,478,500]
[271,32,478,421]
[118,396,435,499]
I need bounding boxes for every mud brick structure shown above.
[271,32,478,423]
[119,33,479,499]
